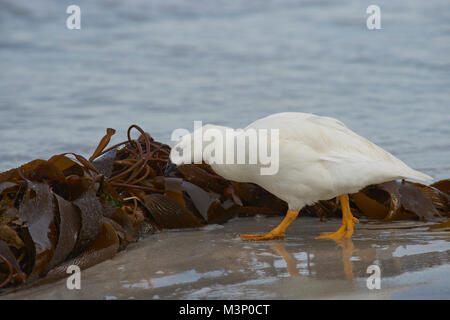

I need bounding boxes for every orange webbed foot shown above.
[239,209,299,241]
[317,216,358,239]
[240,232,286,241]
[317,194,358,240]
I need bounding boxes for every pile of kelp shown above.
[0,125,449,291]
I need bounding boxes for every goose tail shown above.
[400,167,433,183]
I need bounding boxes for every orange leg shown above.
[317,194,358,239]
[240,209,299,241]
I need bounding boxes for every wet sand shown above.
[2,216,449,299]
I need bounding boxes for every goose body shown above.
[171,112,432,240]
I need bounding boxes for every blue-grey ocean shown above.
[1,0,449,179]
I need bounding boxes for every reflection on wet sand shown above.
[271,242,300,277]
[335,239,356,280]
[271,238,357,280]
[1,217,449,299]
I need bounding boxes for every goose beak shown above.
[164,159,179,177]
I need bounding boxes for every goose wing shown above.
[247,112,432,184]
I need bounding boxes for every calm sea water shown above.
[1,0,449,180]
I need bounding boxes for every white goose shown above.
[170,112,432,240]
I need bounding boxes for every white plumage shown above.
[171,112,432,240]
[172,112,431,210]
